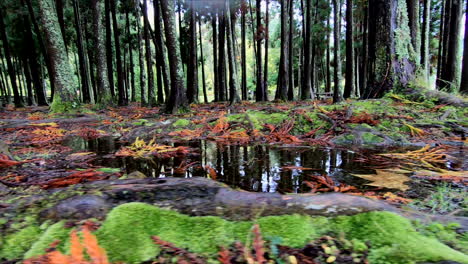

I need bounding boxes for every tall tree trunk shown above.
[263,0,269,100]
[25,0,56,99]
[439,0,452,89]
[104,0,114,97]
[22,55,36,106]
[143,0,155,106]
[277,0,289,100]
[198,18,208,104]
[137,12,146,105]
[287,0,295,100]
[55,0,68,55]
[92,0,112,106]
[226,0,240,105]
[332,0,343,103]
[343,0,354,98]
[38,0,79,112]
[255,0,265,101]
[0,10,23,107]
[359,1,368,97]
[241,1,247,100]
[212,15,219,102]
[406,0,420,58]
[436,1,446,82]
[325,11,331,94]
[301,0,312,99]
[125,11,135,103]
[154,1,170,103]
[187,0,199,104]
[160,0,188,113]
[218,11,227,101]
[110,0,126,105]
[420,0,431,79]
[22,0,48,106]
[440,0,462,91]
[73,0,91,103]
[460,0,468,94]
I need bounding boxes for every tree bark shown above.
[441,0,462,91]
[459,0,467,94]
[143,0,155,106]
[104,0,114,97]
[263,0,269,100]
[332,0,343,103]
[226,0,240,105]
[110,0,127,105]
[241,1,247,101]
[218,11,227,101]
[92,0,112,106]
[199,18,208,104]
[255,0,265,101]
[154,1,170,103]
[137,11,146,105]
[406,0,420,58]
[277,0,289,100]
[343,0,354,99]
[301,0,312,99]
[187,0,199,104]
[420,0,431,79]
[160,0,188,113]
[212,15,219,102]
[73,0,91,103]
[38,0,79,112]
[287,0,295,100]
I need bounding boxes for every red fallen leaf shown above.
[205,165,217,180]
[218,247,231,264]
[252,224,266,264]
[0,154,35,168]
[41,169,113,189]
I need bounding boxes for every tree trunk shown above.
[420,0,431,79]
[110,0,127,105]
[187,0,199,104]
[440,0,462,91]
[241,1,247,101]
[326,10,331,94]
[160,0,188,113]
[143,0,155,106]
[0,10,23,107]
[212,15,219,102]
[55,0,68,55]
[38,0,79,112]
[104,0,114,97]
[226,0,240,105]
[137,12,146,105]
[332,0,343,103]
[460,0,468,94]
[287,0,295,100]
[92,0,112,106]
[218,11,227,101]
[359,1,368,97]
[22,55,36,106]
[343,0,354,99]
[406,0,420,58]
[301,0,312,99]
[436,0,446,82]
[255,0,265,101]
[154,1,170,103]
[277,0,289,100]
[73,0,91,103]
[125,11,135,103]
[22,1,48,106]
[199,18,208,104]
[263,0,269,100]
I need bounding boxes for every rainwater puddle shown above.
[62,136,385,194]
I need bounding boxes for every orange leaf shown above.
[69,230,84,262]
[82,226,109,264]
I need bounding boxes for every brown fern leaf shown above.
[218,247,231,264]
[252,224,266,264]
[69,230,84,262]
[82,226,109,264]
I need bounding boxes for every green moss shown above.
[361,132,384,144]
[49,94,79,114]
[172,119,191,127]
[0,226,41,259]
[331,212,468,264]
[24,221,71,259]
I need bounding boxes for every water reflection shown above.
[64,137,372,194]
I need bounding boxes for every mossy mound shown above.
[2,203,467,264]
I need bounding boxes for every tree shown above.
[110,0,127,105]
[406,0,420,58]
[440,0,462,91]
[37,0,79,112]
[160,0,188,113]
[255,0,266,101]
[91,0,112,106]
[332,0,343,103]
[460,0,468,94]
[343,0,354,99]
[143,0,155,106]
[301,0,312,100]
[73,0,91,103]
[241,0,247,100]
[277,0,289,100]
[226,0,240,105]
[420,0,431,79]
[186,0,199,104]
[104,0,114,97]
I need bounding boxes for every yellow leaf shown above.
[30,122,58,127]
[326,256,336,263]
[352,169,411,191]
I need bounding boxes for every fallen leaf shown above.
[352,169,411,191]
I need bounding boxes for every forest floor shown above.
[0,93,467,263]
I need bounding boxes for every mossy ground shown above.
[2,203,466,264]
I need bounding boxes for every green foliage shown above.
[172,119,191,128]
[0,226,41,259]
[410,183,468,215]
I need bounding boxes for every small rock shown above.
[41,195,110,220]
[126,171,148,179]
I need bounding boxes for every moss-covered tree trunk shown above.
[420,0,431,79]
[406,0,420,60]
[91,0,112,106]
[364,0,415,98]
[460,0,468,94]
[160,0,188,114]
[38,0,79,112]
